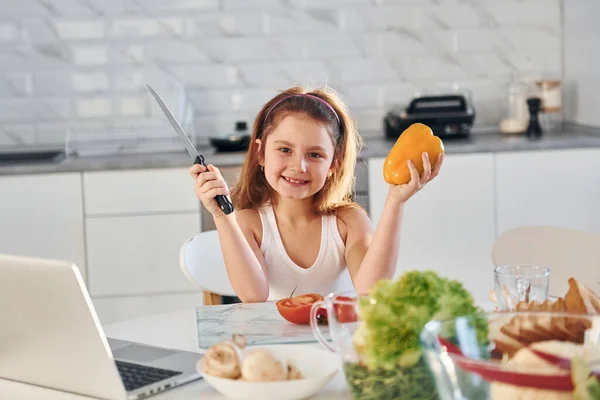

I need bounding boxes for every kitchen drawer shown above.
[83,167,199,216]
[86,213,200,297]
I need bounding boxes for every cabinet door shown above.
[368,153,496,302]
[0,173,86,280]
[83,168,199,216]
[86,213,200,297]
[496,148,600,234]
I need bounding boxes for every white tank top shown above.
[258,204,353,301]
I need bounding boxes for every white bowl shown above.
[198,344,341,400]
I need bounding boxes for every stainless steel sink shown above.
[0,149,66,165]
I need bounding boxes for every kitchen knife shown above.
[146,84,234,215]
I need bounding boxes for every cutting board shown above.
[196,301,330,349]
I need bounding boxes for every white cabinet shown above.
[86,213,200,297]
[82,167,203,321]
[368,153,496,302]
[0,173,86,280]
[496,148,600,234]
[83,168,199,215]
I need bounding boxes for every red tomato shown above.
[333,295,358,323]
[276,293,324,325]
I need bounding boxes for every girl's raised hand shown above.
[189,164,231,218]
[387,152,444,204]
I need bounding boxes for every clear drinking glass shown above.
[493,265,550,310]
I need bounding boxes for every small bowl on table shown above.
[197,344,341,400]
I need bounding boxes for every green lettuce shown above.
[356,270,488,370]
[433,278,489,345]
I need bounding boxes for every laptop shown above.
[0,253,203,399]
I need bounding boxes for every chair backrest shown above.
[491,226,600,297]
[179,230,236,299]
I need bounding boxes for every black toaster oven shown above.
[384,94,476,140]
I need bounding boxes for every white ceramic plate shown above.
[197,344,341,400]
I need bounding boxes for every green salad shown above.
[344,270,488,400]
[572,356,600,400]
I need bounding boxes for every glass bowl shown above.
[419,311,600,400]
[310,293,439,399]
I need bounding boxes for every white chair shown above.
[491,226,600,297]
[179,230,236,305]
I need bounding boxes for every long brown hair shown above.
[230,86,364,215]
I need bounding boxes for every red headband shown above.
[263,93,341,125]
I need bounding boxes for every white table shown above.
[0,300,496,399]
[0,308,352,399]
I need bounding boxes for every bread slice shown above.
[515,301,552,342]
[492,277,600,350]
[551,297,581,342]
[532,299,556,338]
[564,277,600,314]
[563,278,600,342]
[500,311,537,345]
[499,297,578,344]
[489,316,524,357]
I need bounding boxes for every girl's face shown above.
[258,114,336,202]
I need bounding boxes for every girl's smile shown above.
[282,176,310,186]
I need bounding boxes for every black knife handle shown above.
[194,155,234,215]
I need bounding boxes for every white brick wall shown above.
[0,0,563,146]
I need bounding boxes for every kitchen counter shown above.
[2,125,600,176]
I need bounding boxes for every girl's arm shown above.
[190,164,269,303]
[213,210,270,302]
[344,153,444,295]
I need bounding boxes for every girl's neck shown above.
[272,196,317,224]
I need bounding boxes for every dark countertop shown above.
[2,125,600,176]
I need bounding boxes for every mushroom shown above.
[232,333,247,349]
[200,334,305,382]
[241,349,288,382]
[201,335,245,379]
[286,361,303,380]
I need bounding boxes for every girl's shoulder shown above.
[235,207,262,229]
[335,204,370,223]
[235,208,263,242]
[334,205,372,243]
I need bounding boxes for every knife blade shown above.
[146,84,234,215]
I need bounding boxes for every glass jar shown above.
[507,81,530,123]
[499,81,530,135]
[536,79,563,133]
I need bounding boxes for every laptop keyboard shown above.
[116,360,182,391]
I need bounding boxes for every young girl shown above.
[190,86,443,303]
